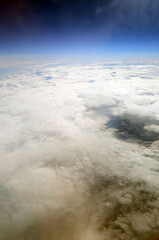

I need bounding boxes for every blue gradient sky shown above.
[0,0,159,55]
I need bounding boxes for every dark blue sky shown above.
[0,0,159,55]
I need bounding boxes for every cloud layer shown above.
[0,58,159,240]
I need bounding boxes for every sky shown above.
[0,0,159,55]
[0,1,159,240]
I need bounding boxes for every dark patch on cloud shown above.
[130,74,138,78]
[89,80,95,83]
[151,168,159,173]
[86,104,118,118]
[35,71,42,76]
[20,81,27,85]
[138,92,154,96]
[45,76,52,80]
[11,174,159,240]
[92,176,159,240]
[106,113,159,145]
[140,76,152,79]
[7,83,18,88]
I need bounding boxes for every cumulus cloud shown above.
[0,58,159,240]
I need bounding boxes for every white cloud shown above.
[0,58,159,240]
